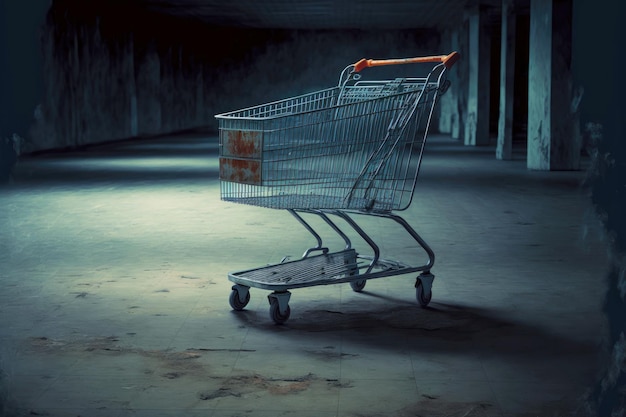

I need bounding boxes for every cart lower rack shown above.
[216,52,459,324]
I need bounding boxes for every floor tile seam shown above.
[338,327,346,383]
[212,405,338,414]
[229,315,253,377]
[5,360,85,378]
[12,373,65,407]
[334,375,341,417]
[165,293,208,354]
[21,408,218,417]
[101,284,185,319]
[413,376,495,384]
[337,376,423,383]
[480,367,509,416]
[409,350,423,395]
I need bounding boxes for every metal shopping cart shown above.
[215,52,459,324]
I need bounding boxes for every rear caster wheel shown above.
[416,280,432,307]
[229,288,250,311]
[269,299,291,324]
[350,279,367,292]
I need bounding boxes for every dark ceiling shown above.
[132,0,503,30]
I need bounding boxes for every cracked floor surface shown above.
[0,133,608,416]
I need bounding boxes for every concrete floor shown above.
[0,132,609,416]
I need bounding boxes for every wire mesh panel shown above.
[216,76,440,212]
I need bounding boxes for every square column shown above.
[527,0,578,170]
[464,5,491,146]
[438,28,463,139]
[496,0,516,160]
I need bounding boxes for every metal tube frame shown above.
[289,208,435,281]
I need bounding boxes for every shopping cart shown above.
[216,52,459,324]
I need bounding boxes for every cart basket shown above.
[216,52,458,213]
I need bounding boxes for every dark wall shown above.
[30,0,439,152]
[0,0,48,139]
[572,0,626,414]
[0,0,49,179]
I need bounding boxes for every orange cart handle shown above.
[353,51,460,73]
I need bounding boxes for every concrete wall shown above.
[0,0,48,139]
[28,0,440,152]
[0,0,49,178]
[35,2,136,150]
[204,29,441,126]
[572,0,626,414]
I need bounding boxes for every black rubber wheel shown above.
[350,279,367,292]
[415,280,432,307]
[229,289,250,311]
[269,299,291,324]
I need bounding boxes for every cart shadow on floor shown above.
[230,296,600,366]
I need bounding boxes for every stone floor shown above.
[0,132,609,417]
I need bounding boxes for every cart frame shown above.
[216,52,459,324]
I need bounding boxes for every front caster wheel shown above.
[350,279,367,292]
[269,299,291,324]
[416,280,432,307]
[229,288,250,311]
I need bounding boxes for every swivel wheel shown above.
[415,279,433,307]
[415,280,432,307]
[269,298,291,324]
[350,279,367,292]
[229,287,250,311]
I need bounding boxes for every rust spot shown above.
[220,158,262,185]
[223,130,262,158]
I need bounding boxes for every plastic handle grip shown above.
[353,51,460,73]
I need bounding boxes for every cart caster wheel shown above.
[229,288,250,311]
[350,279,367,292]
[269,299,291,324]
[416,280,432,307]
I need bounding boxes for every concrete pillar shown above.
[438,28,462,139]
[464,4,491,146]
[438,29,453,135]
[527,0,578,170]
[497,0,516,160]
[455,21,470,141]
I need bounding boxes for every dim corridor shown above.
[0,132,608,417]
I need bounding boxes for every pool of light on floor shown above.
[34,156,218,172]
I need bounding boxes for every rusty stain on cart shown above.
[222,130,262,158]
[220,158,261,185]
[220,129,263,185]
